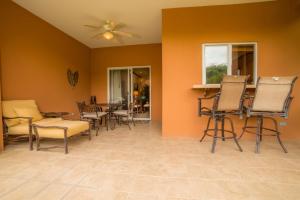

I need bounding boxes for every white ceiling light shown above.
[103,31,114,40]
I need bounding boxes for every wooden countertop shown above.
[192,84,256,89]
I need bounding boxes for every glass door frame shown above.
[107,66,152,121]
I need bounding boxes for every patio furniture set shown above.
[1,75,297,154]
[76,101,135,134]
[198,75,298,153]
[2,100,135,154]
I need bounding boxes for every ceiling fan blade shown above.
[113,35,124,44]
[91,32,105,39]
[113,23,127,30]
[112,31,134,38]
[84,24,102,29]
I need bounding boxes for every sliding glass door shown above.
[108,69,130,109]
[108,66,151,120]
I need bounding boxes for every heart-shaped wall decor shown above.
[67,69,79,87]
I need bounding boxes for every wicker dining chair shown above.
[198,75,248,153]
[239,76,298,153]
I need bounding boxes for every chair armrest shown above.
[198,93,219,100]
[3,116,33,120]
[41,112,72,118]
[3,116,33,126]
[32,124,68,130]
[198,93,220,116]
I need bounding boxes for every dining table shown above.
[97,102,125,130]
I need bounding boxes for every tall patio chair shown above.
[198,75,248,153]
[239,76,298,153]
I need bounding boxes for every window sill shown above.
[192,84,256,89]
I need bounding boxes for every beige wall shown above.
[0,0,91,120]
[162,0,300,138]
[91,44,162,121]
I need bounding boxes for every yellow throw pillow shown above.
[14,107,43,123]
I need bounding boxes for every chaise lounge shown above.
[2,100,90,154]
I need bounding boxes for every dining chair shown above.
[113,103,135,130]
[198,75,248,153]
[239,76,298,153]
[76,102,108,135]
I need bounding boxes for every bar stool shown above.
[239,76,298,153]
[198,75,248,153]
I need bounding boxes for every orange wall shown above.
[0,0,91,119]
[0,53,3,152]
[91,44,162,121]
[162,0,300,138]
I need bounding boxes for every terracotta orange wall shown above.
[0,53,3,152]
[0,0,91,119]
[91,44,162,121]
[162,0,300,138]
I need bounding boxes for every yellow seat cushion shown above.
[14,107,43,123]
[8,118,63,135]
[34,120,89,139]
[8,123,31,135]
[2,100,40,127]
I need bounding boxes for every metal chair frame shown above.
[77,102,108,135]
[198,77,248,153]
[114,103,136,130]
[239,76,298,153]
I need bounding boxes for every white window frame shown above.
[202,42,257,85]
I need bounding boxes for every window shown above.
[202,43,257,85]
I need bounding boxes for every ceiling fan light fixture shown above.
[103,31,114,40]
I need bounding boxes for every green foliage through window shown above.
[206,64,227,84]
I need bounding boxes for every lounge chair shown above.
[2,100,90,154]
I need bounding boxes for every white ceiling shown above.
[13,0,272,48]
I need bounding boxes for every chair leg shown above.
[88,123,92,140]
[221,117,225,141]
[95,120,99,136]
[260,118,263,142]
[127,116,131,130]
[64,129,68,154]
[106,115,109,131]
[29,124,33,151]
[226,117,243,152]
[110,114,116,130]
[36,135,40,151]
[200,117,211,142]
[269,117,288,153]
[276,132,288,153]
[239,117,249,140]
[211,118,218,153]
[255,117,262,154]
[34,127,40,151]
[132,115,136,126]
[118,116,121,125]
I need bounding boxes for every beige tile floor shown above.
[1,122,300,200]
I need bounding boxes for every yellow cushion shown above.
[2,100,39,127]
[8,124,31,135]
[34,120,89,139]
[14,107,43,123]
[7,118,63,135]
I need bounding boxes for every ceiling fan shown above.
[84,20,136,42]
